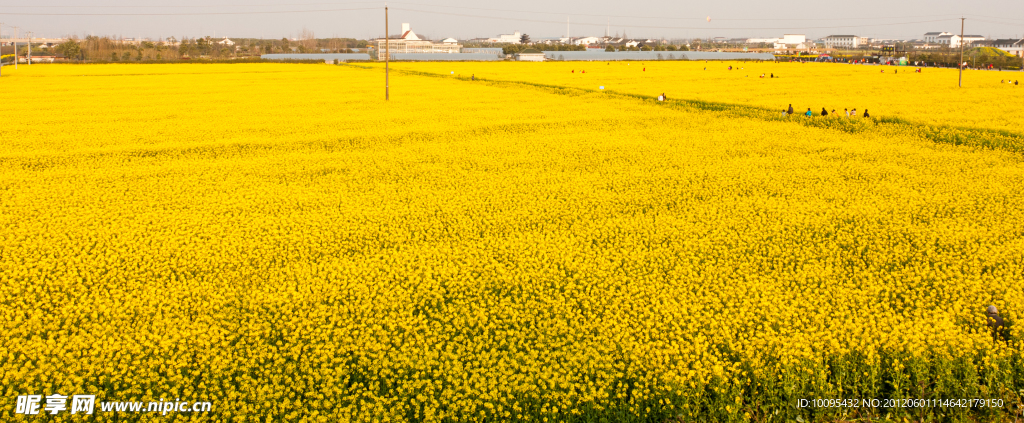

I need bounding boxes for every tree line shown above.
[49,35,369,62]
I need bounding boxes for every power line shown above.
[0,1,378,7]
[6,1,1015,25]
[393,3,967,22]
[969,18,1024,28]
[0,7,378,16]
[390,8,956,31]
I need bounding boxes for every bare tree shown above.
[299,27,316,52]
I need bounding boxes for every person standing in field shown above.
[821,108,828,116]
[844,108,850,117]
[863,109,870,118]
[831,109,837,117]
[987,306,1006,342]
[851,109,858,117]
[787,104,794,115]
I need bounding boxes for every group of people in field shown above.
[1000,80,1020,85]
[784,104,869,118]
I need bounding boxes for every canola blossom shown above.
[1,63,1023,422]
[385,61,1024,133]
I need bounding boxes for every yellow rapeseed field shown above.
[1,63,1023,422]
[386,61,1024,133]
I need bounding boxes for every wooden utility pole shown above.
[385,5,389,101]
[958,18,964,87]
[10,26,17,70]
[25,31,32,65]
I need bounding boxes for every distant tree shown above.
[112,52,118,61]
[520,33,531,44]
[605,45,615,52]
[299,27,316,51]
[640,45,652,51]
[55,39,82,60]
[666,45,676,51]
[122,51,131,61]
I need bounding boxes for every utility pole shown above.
[10,26,17,70]
[958,17,964,87]
[385,4,389,101]
[26,31,32,65]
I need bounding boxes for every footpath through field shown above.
[365,61,1024,154]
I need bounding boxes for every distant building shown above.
[781,34,805,45]
[936,34,985,48]
[745,34,806,49]
[574,36,601,46]
[217,37,235,46]
[440,38,458,44]
[516,48,545,61]
[823,35,867,48]
[982,38,1024,57]
[923,32,952,43]
[462,47,502,54]
[375,23,461,60]
[488,31,522,44]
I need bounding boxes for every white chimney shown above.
[402,23,410,34]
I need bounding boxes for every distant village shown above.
[4,23,1022,65]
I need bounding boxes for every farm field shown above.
[2,63,1024,422]
[384,61,1024,133]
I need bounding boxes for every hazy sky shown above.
[5,0,1023,41]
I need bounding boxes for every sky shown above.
[3,0,1023,42]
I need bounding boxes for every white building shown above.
[440,38,458,44]
[937,34,985,48]
[573,36,601,46]
[217,37,235,46]
[516,48,545,61]
[375,23,461,60]
[923,32,952,43]
[747,34,806,48]
[399,23,422,41]
[781,34,805,45]
[488,31,522,44]
[823,35,867,48]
